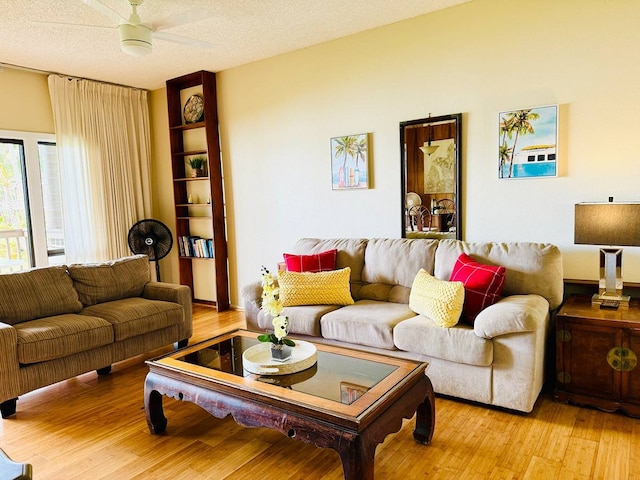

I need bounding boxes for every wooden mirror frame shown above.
[400,113,462,240]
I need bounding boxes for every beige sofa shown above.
[0,255,192,418]
[242,238,563,413]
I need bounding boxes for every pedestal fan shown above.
[127,219,173,281]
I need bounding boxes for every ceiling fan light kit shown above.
[119,23,152,56]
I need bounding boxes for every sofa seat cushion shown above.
[0,266,83,325]
[69,255,150,307]
[14,314,113,364]
[257,305,342,337]
[394,316,493,366]
[320,300,416,349]
[80,297,183,341]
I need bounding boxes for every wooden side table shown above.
[555,295,640,416]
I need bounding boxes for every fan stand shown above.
[153,245,162,282]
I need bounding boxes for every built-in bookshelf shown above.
[166,71,229,311]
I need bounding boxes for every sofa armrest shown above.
[241,281,263,330]
[143,282,193,339]
[0,322,20,403]
[473,294,550,339]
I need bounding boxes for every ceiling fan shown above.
[74,0,215,56]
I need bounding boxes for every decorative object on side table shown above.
[183,93,204,124]
[574,198,640,306]
[187,156,207,177]
[258,266,296,362]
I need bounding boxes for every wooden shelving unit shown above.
[166,71,229,311]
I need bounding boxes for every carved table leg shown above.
[336,435,375,480]
[144,376,167,434]
[413,376,436,445]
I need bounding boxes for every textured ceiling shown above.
[0,0,470,90]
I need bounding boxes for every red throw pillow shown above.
[283,249,338,273]
[449,253,506,324]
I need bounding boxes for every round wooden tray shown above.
[242,340,317,376]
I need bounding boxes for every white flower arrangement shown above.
[258,266,295,347]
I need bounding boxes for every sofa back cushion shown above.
[0,266,83,325]
[434,240,564,310]
[68,255,150,306]
[360,238,438,303]
[291,239,368,297]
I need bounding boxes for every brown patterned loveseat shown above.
[0,255,192,418]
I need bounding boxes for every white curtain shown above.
[48,75,152,263]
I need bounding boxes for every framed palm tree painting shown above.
[498,104,558,179]
[331,133,370,189]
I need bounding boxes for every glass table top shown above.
[174,333,399,405]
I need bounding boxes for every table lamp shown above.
[574,199,640,305]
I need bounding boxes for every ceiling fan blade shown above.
[152,31,215,49]
[34,20,113,30]
[82,0,126,24]
[149,8,214,32]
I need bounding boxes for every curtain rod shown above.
[0,61,147,91]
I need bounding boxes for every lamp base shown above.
[591,293,630,307]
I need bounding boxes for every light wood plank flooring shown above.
[1,305,639,479]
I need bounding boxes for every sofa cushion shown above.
[409,269,464,328]
[394,316,493,366]
[283,249,337,272]
[14,313,113,364]
[69,255,150,306]
[278,268,354,306]
[434,240,564,310]
[450,253,506,324]
[291,238,368,297]
[0,266,83,325]
[80,297,183,341]
[320,299,416,349]
[361,238,439,299]
[257,304,342,337]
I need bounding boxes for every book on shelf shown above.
[178,235,214,258]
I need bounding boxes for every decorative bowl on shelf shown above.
[183,94,204,124]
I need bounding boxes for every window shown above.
[0,130,65,269]
[527,155,535,162]
[38,142,65,263]
[537,154,545,162]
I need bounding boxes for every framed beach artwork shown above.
[498,104,558,179]
[331,133,370,190]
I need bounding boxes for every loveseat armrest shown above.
[143,282,193,339]
[241,281,263,330]
[0,322,20,404]
[473,294,550,339]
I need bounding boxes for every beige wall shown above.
[0,68,53,133]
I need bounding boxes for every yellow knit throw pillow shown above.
[409,268,464,328]
[278,267,354,306]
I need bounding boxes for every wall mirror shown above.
[400,113,462,240]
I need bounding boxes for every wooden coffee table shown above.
[144,330,435,480]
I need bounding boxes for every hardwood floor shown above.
[1,305,639,479]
